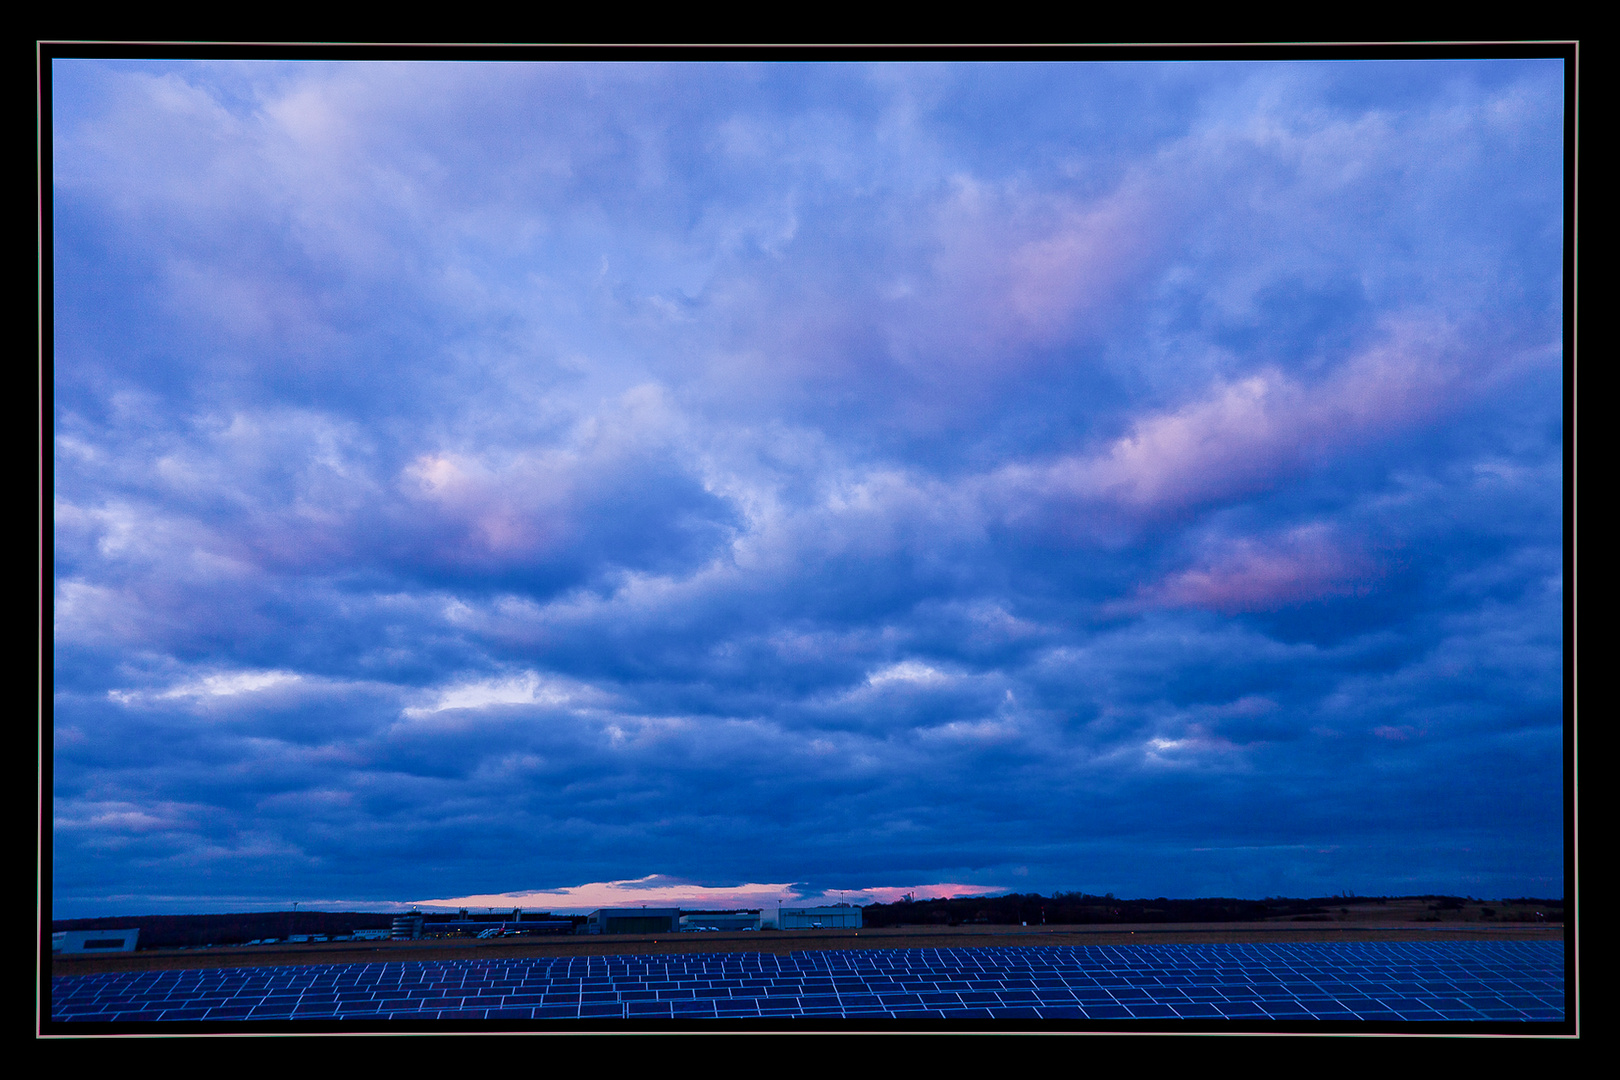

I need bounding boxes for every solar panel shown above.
[50,941,1564,1025]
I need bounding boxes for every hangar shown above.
[778,904,862,929]
[681,910,762,931]
[586,907,682,934]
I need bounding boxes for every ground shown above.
[50,900,1564,978]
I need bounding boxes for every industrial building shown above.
[390,909,574,939]
[53,928,140,954]
[680,910,762,931]
[778,904,862,929]
[585,907,682,934]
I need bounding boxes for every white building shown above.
[53,928,140,954]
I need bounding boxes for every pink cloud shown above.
[413,877,1003,913]
[404,452,566,560]
[836,883,1005,905]
[415,876,801,913]
[999,185,1165,344]
[1083,371,1298,511]
[994,317,1496,528]
[1091,320,1466,512]
[393,383,689,568]
[883,176,1169,380]
[1130,524,1382,614]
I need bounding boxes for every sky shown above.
[49,56,1567,918]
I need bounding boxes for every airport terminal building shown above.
[585,908,764,933]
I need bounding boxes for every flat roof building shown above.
[586,908,682,934]
[779,904,862,929]
[681,910,762,931]
[53,928,140,954]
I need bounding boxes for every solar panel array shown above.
[51,940,1563,1024]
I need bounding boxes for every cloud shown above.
[866,660,950,687]
[401,671,601,718]
[105,669,306,708]
[50,59,1565,914]
[984,315,1553,541]
[415,876,803,912]
[881,169,1171,369]
[414,876,1004,913]
[55,798,201,836]
[1130,524,1382,614]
